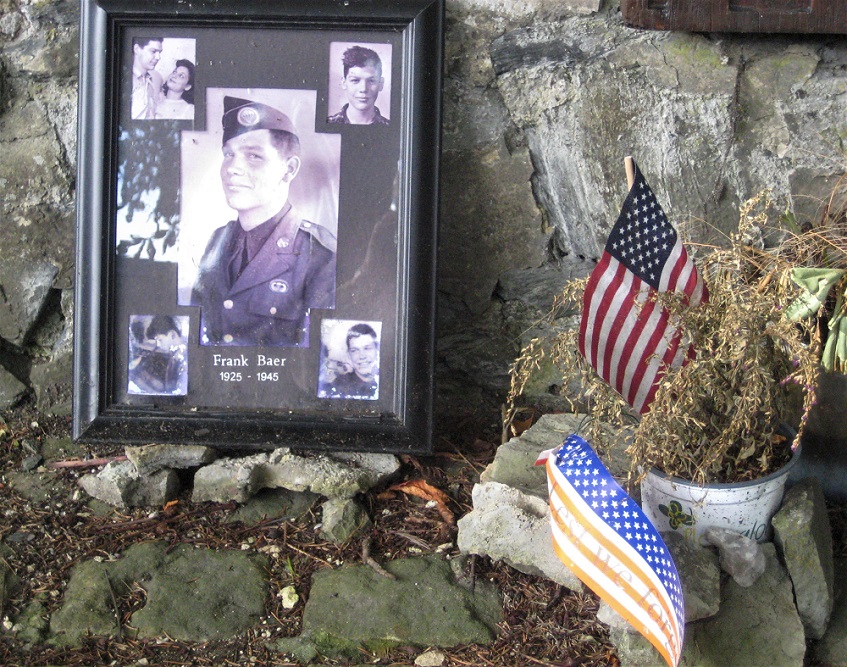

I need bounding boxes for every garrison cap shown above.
[222,96,298,145]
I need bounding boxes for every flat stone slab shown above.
[293,556,501,659]
[6,471,65,504]
[49,541,267,645]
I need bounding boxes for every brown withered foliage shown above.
[508,191,821,485]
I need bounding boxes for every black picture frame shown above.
[73,0,443,454]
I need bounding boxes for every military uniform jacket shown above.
[191,204,336,346]
[326,104,390,125]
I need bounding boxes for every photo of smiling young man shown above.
[327,43,392,126]
[178,89,341,348]
[317,319,381,400]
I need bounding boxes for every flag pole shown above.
[625,156,635,190]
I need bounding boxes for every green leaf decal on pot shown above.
[658,500,695,530]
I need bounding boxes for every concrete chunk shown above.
[125,444,218,476]
[78,460,179,509]
[191,453,268,504]
[457,482,581,589]
[704,527,766,588]
[773,477,835,639]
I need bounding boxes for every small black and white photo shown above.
[129,36,196,121]
[127,314,189,395]
[317,319,381,400]
[178,88,341,347]
[326,42,392,126]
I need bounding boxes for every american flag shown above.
[541,435,685,667]
[579,159,706,413]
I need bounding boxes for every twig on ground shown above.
[100,566,123,641]
[362,536,396,580]
[48,456,128,469]
[387,530,432,550]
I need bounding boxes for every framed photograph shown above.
[73,0,443,454]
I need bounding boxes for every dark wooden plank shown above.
[621,0,847,34]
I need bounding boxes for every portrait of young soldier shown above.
[327,45,390,126]
[190,96,337,346]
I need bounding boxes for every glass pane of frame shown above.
[73,0,443,454]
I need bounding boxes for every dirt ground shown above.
[0,406,619,667]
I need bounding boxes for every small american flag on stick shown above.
[540,435,685,667]
[578,157,706,414]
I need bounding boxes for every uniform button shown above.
[223,334,234,343]
[277,238,289,248]
[223,299,234,309]
[269,307,277,315]
[302,221,311,228]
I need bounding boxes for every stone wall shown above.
[1,1,846,445]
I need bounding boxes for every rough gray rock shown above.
[320,497,372,544]
[193,450,399,504]
[704,527,766,588]
[813,559,847,667]
[125,444,218,476]
[415,649,447,666]
[459,0,600,21]
[29,287,74,415]
[773,477,835,639]
[496,260,593,313]
[598,532,720,632]
[664,532,721,622]
[612,544,805,667]
[78,460,180,509]
[226,488,318,525]
[191,452,267,503]
[257,449,400,500]
[482,413,631,497]
[297,556,501,657]
[50,542,268,645]
[439,139,548,314]
[0,366,28,409]
[457,482,581,590]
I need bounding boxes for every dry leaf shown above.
[388,479,455,525]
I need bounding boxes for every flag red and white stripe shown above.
[578,158,706,413]
[541,436,685,667]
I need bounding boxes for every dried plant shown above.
[507,191,821,485]
[776,174,847,373]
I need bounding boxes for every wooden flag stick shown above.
[624,156,635,190]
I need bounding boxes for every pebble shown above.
[415,649,446,666]
[279,585,299,610]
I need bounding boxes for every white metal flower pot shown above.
[639,452,800,545]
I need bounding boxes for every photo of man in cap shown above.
[189,95,337,347]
